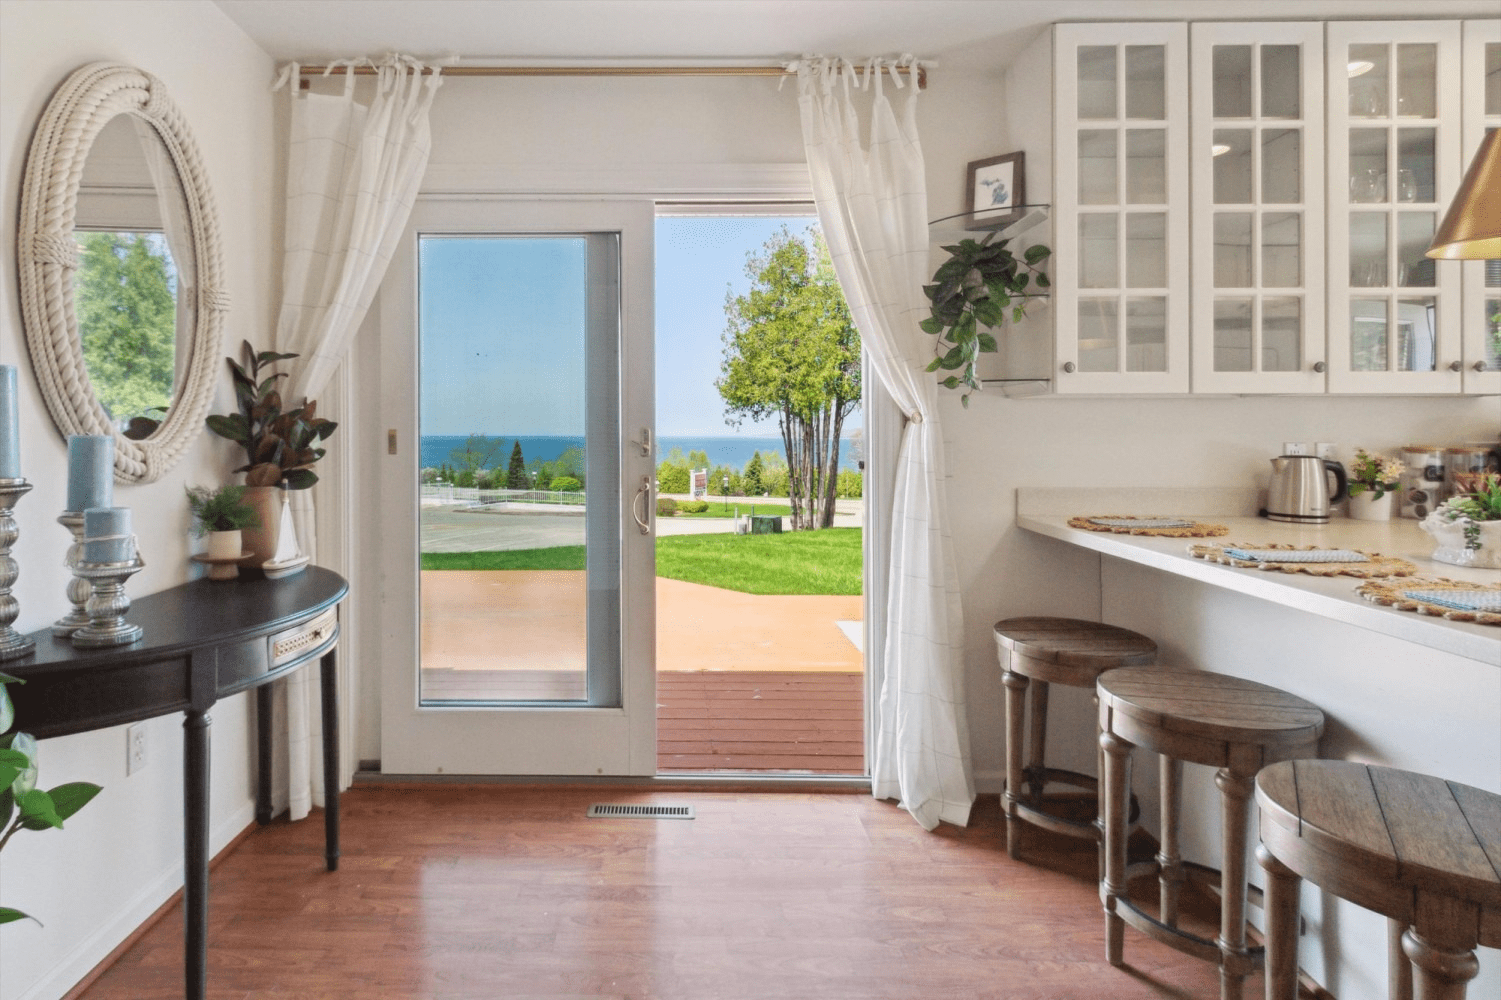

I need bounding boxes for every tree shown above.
[656,447,690,494]
[506,440,529,489]
[743,451,766,495]
[74,231,177,424]
[717,227,860,529]
[449,434,504,484]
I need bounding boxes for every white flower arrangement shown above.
[1347,448,1405,500]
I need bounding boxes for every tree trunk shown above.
[821,404,847,529]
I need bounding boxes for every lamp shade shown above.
[1426,128,1501,260]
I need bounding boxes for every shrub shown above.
[836,470,863,499]
[656,497,678,517]
[656,459,689,494]
[551,475,582,492]
[678,500,709,513]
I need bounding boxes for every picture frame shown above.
[964,152,1025,230]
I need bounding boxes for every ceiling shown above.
[212,0,1498,67]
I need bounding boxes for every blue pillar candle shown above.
[0,364,19,480]
[67,435,113,513]
[82,506,133,564]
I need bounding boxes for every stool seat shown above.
[994,618,1157,861]
[1256,760,1501,999]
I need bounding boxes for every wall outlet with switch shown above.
[1315,443,1337,460]
[126,722,147,775]
[1282,442,1308,456]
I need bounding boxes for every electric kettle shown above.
[1266,455,1348,524]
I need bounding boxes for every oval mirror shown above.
[18,62,226,484]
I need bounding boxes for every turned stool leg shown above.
[1026,679,1050,802]
[1389,919,1413,1000]
[1215,768,1254,1000]
[1100,729,1133,967]
[1257,844,1302,1000]
[1002,668,1028,859]
[1158,754,1184,927]
[1402,926,1480,1000]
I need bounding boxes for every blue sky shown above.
[419,215,859,438]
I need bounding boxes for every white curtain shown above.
[794,57,973,830]
[268,54,443,820]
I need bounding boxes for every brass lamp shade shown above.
[1426,129,1501,260]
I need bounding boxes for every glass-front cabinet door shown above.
[1326,21,1463,393]
[1190,23,1325,393]
[1054,22,1190,393]
[1461,20,1501,395]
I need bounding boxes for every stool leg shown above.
[1402,926,1480,1000]
[1389,919,1413,1000]
[1158,753,1184,928]
[1257,844,1302,1000]
[1093,694,1105,883]
[1002,669,1028,860]
[1026,679,1050,802]
[1214,768,1254,1000]
[1100,729,1133,967]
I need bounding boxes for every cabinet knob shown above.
[1062,361,1077,374]
[1312,361,1326,373]
[1475,361,1489,373]
[1449,361,1463,372]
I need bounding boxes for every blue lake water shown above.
[420,435,859,471]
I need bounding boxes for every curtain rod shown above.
[297,62,928,89]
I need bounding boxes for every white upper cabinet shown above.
[1461,19,1501,395]
[1326,21,1463,393]
[1054,23,1191,394]
[1190,22,1326,394]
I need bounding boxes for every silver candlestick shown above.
[53,510,91,635]
[0,477,36,661]
[71,554,145,648]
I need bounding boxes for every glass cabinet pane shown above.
[1486,297,1501,371]
[1213,45,1253,118]
[1349,129,1389,203]
[1487,43,1501,117]
[1214,129,1253,203]
[1396,298,1437,371]
[1351,299,1389,371]
[1078,299,1119,372]
[1348,44,1389,118]
[1349,213,1388,287]
[1125,46,1166,119]
[1080,214,1119,288]
[1262,298,1302,371]
[1396,44,1436,118]
[1214,299,1253,371]
[1126,129,1166,203]
[1261,129,1301,203]
[1396,128,1436,203]
[1215,213,1253,287]
[1079,130,1119,204]
[1125,298,1167,371]
[1261,45,1300,118]
[1078,46,1118,119]
[1126,214,1166,288]
[1262,213,1302,287]
[1397,213,1436,288]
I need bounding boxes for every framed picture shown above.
[965,152,1025,230]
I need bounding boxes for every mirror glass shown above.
[74,115,191,440]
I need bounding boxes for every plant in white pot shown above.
[1346,448,1404,521]
[186,484,259,579]
[1422,473,1501,569]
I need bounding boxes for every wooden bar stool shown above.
[1097,667,1325,1000]
[1257,760,1501,1000]
[993,617,1156,860]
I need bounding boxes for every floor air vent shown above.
[587,803,695,820]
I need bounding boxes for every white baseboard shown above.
[18,800,256,1000]
[973,769,1004,795]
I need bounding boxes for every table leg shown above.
[1257,843,1302,1000]
[1215,768,1254,1000]
[1100,728,1132,967]
[256,684,273,825]
[1002,668,1027,859]
[183,709,210,1000]
[320,647,340,872]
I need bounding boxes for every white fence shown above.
[420,484,585,507]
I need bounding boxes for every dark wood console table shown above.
[8,566,348,1000]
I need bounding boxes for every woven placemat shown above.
[1356,577,1501,626]
[1188,542,1418,578]
[1068,515,1229,538]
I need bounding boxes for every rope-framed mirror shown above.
[17,62,226,484]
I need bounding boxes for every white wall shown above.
[0,3,277,997]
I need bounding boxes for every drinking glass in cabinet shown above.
[1351,168,1387,203]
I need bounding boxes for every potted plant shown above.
[1346,448,1405,521]
[205,342,337,569]
[920,232,1050,406]
[1421,473,1501,569]
[186,484,260,576]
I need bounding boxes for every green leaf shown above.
[1024,244,1052,265]
[1035,271,1051,288]
[974,299,1005,329]
[256,350,300,365]
[0,785,13,830]
[939,346,966,371]
[0,907,37,925]
[977,332,999,353]
[961,392,971,408]
[925,357,943,373]
[46,782,102,822]
[0,763,17,792]
[282,469,319,490]
[918,316,944,335]
[0,671,22,685]
[205,413,249,444]
[940,376,959,389]
[17,788,61,830]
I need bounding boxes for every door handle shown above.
[632,475,652,535]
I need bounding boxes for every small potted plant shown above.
[1422,473,1501,569]
[186,484,260,577]
[1346,448,1405,521]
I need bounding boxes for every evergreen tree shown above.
[743,451,766,495]
[506,440,529,489]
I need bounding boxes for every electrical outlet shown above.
[1282,442,1308,456]
[126,723,147,775]
[1315,442,1337,460]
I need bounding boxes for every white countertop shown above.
[1017,510,1501,665]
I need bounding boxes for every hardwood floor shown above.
[76,787,1309,999]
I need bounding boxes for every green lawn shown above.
[667,502,793,520]
[419,528,861,596]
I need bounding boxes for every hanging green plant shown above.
[920,233,1050,405]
